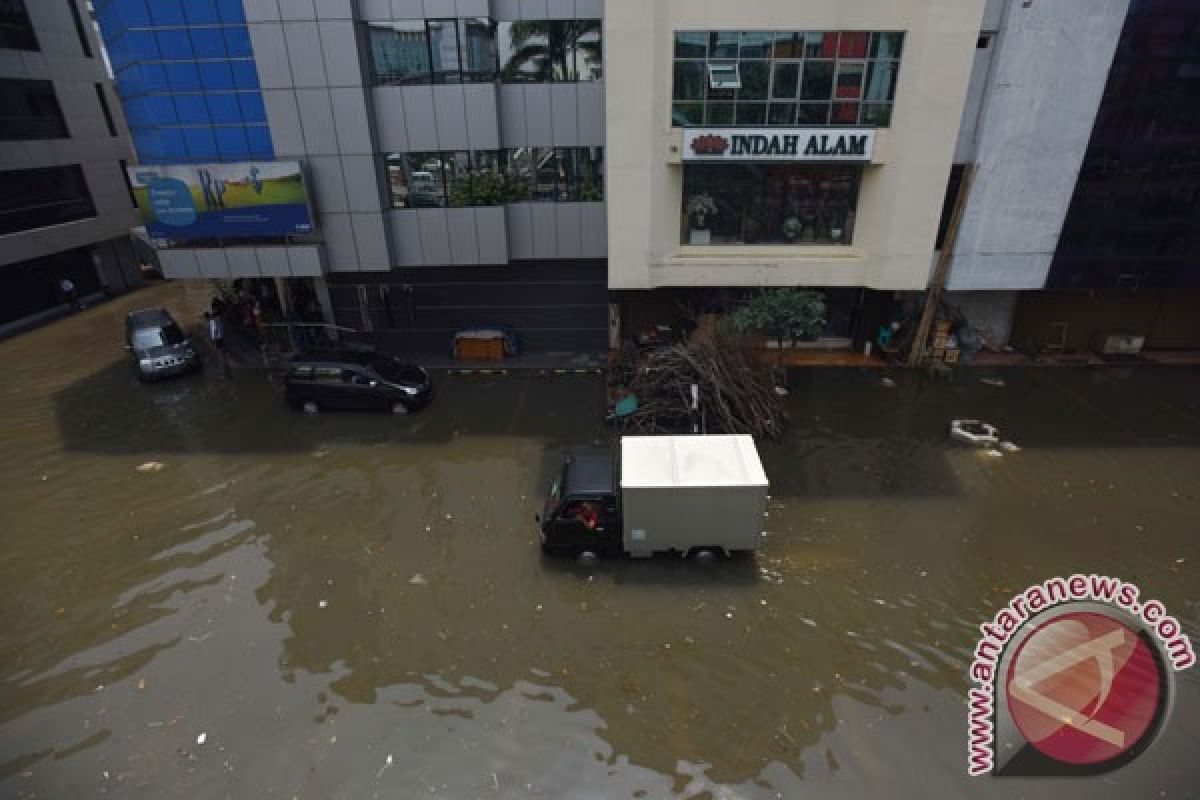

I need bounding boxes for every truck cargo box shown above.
[620,435,769,558]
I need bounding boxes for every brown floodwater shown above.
[1,283,1198,798]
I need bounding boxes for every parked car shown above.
[284,350,432,415]
[125,308,199,382]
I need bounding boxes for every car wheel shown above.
[390,401,410,416]
[302,400,319,415]
[688,547,722,561]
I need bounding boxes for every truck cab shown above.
[539,452,620,555]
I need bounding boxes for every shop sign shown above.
[682,128,875,162]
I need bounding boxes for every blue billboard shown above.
[128,162,313,241]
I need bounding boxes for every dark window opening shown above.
[67,0,93,58]
[119,160,137,208]
[0,78,69,140]
[936,164,966,250]
[95,83,117,136]
[0,0,37,51]
[0,165,96,235]
[977,36,991,49]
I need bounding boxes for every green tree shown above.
[502,20,602,82]
[726,289,827,372]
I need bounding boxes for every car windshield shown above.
[132,324,185,350]
[369,354,424,384]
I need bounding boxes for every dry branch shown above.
[613,336,787,439]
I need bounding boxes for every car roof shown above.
[563,452,615,496]
[127,308,174,328]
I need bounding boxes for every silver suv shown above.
[125,308,199,382]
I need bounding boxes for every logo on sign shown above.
[689,134,729,156]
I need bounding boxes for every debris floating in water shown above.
[136,461,165,472]
[985,449,1004,458]
[999,441,1021,452]
[980,377,1007,387]
[880,377,897,388]
[409,574,428,585]
[318,600,328,609]
[196,732,207,745]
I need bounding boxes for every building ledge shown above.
[657,245,866,268]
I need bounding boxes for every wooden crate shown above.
[455,337,505,361]
[943,348,960,364]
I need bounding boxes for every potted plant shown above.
[686,193,718,245]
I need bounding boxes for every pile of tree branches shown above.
[612,336,787,439]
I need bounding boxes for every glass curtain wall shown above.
[370,19,602,84]
[94,0,272,163]
[672,31,903,127]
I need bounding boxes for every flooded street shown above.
[2,283,1198,798]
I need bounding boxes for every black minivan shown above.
[284,350,432,415]
[125,308,199,382]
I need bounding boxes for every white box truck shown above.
[537,435,769,558]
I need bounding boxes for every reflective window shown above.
[682,163,860,246]
[369,18,498,84]
[498,20,602,82]
[385,149,604,207]
[672,30,903,127]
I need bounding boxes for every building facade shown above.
[946,0,1200,352]
[605,0,984,345]
[91,0,1200,357]
[0,0,142,334]
[97,0,610,355]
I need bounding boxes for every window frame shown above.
[671,29,904,128]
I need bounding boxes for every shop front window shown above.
[681,163,860,246]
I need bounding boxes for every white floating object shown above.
[950,419,1000,446]
[136,461,165,472]
[409,574,428,585]
[318,600,328,608]
[880,377,897,388]
[999,441,1021,452]
[985,449,1004,458]
[196,732,207,745]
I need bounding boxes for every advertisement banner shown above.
[128,162,314,241]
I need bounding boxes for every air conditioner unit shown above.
[1097,334,1145,355]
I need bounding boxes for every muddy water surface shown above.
[1,283,1198,798]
